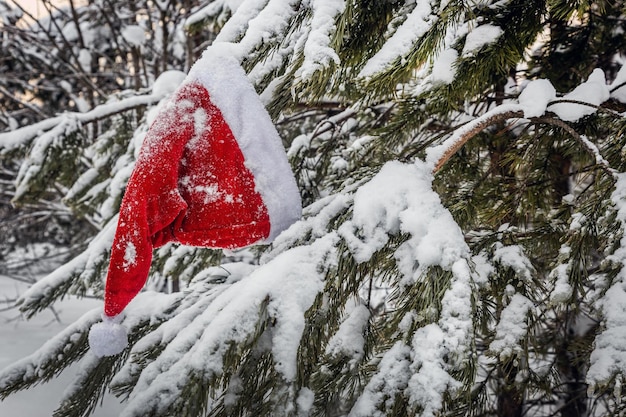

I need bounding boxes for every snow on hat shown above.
[88,47,302,357]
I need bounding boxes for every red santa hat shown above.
[88,46,302,357]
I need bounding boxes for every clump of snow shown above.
[185,0,243,28]
[121,25,146,47]
[78,49,91,73]
[431,48,458,85]
[213,0,267,44]
[88,314,128,357]
[151,70,187,97]
[408,324,462,417]
[297,0,346,80]
[550,262,572,304]
[548,68,610,122]
[489,293,533,359]
[461,24,503,56]
[518,79,556,118]
[325,303,370,367]
[349,341,412,417]
[339,160,474,416]
[610,63,626,103]
[296,387,315,415]
[214,0,301,62]
[339,161,469,273]
[493,243,535,281]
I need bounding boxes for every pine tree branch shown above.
[431,108,617,180]
[0,92,164,153]
[430,107,524,173]
[310,108,357,139]
[534,116,616,178]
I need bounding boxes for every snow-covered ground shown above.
[0,274,123,416]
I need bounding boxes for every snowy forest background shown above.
[3,0,626,416]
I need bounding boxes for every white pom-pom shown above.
[88,314,128,357]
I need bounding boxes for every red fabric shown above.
[104,82,270,317]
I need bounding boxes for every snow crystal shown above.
[518,79,556,118]
[548,68,610,122]
[431,48,458,85]
[461,24,503,56]
[358,0,434,78]
[489,293,533,359]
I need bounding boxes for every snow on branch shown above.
[0,92,165,153]
[425,104,524,173]
[296,0,346,80]
[0,308,101,397]
[488,293,533,360]
[336,161,474,415]
[215,0,301,61]
[588,173,626,387]
[185,0,242,29]
[117,235,337,416]
[17,219,116,317]
[358,0,435,79]
[426,88,617,175]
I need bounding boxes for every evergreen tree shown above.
[2,0,626,416]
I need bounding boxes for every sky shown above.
[14,0,70,19]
